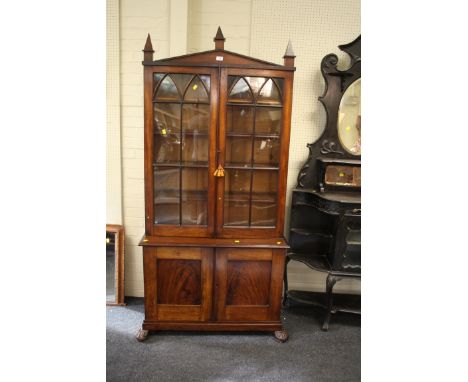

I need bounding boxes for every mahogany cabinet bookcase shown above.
[137,28,295,342]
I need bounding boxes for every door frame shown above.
[144,66,219,237]
[215,68,294,238]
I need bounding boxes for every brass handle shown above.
[213,165,225,177]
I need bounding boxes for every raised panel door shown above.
[143,247,214,321]
[215,248,285,322]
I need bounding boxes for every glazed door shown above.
[143,247,214,321]
[145,67,218,237]
[216,68,293,238]
[215,248,285,322]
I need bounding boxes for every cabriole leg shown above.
[322,274,339,331]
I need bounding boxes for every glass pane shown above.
[154,133,180,164]
[155,75,180,101]
[170,74,194,96]
[226,136,252,166]
[338,79,361,155]
[154,167,180,225]
[154,103,180,134]
[253,137,280,167]
[181,168,208,225]
[153,73,165,95]
[182,134,208,164]
[245,77,266,96]
[228,77,254,103]
[182,104,209,133]
[255,107,282,135]
[184,76,209,102]
[226,106,254,134]
[257,79,281,105]
[273,78,284,94]
[224,200,250,226]
[200,75,211,92]
[224,169,250,226]
[251,201,277,227]
[252,170,278,200]
[106,231,116,302]
[227,76,237,92]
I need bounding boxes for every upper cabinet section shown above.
[143,28,295,238]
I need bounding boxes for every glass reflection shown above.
[338,79,361,155]
[226,136,252,166]
[154,167,180,225]
[224,169,251,226]
[181,168,208,225]
[229,78,254,103]
[255,108,282,134]
[155,75,180,101]
[106,232,116,301]
[257,79,281,104]
[253,137,279,167]
[182,104,209,133]
[226,106,254,133]
[184,77,209,102]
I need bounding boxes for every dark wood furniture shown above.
[137,28,296,342]
[283,36,361,331]
[106,224,126,306]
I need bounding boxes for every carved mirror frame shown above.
[297,35,361,189]
[106,224,126,306]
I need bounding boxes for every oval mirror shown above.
[338,79,361,155]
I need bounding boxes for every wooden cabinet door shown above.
[143,247,213,321]
[145,67,218,238]
[215,248,285,322]
[215,68,294,238]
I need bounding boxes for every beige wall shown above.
[107,0,361,297]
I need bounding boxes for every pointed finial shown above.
[283,39,296,66]
[143,33,154,61]
[214,26,226,50]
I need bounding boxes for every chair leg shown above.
[282,256,291,307]
[322,274,339,331]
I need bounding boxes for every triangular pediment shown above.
[148,49,286,69]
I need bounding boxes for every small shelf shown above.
[153,162,209,168]
[224,164,279,171]
[286,290,361,314]
[226,132,280,139]
[154,131,209,137]
[153,100,210,105]
[226,102,283,108]
[290,228,332,238]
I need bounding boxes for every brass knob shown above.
[213,165,225,177]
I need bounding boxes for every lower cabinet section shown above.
[142,245,286,332]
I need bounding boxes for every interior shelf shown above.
[153,162,209,168]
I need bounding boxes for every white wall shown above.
[107,0,361,297]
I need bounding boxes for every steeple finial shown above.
[214,27,226,50]
[143,34,154,61]
[283,39,296,66]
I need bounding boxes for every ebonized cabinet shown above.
[284,36,361,331]
[137,28,295,342]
